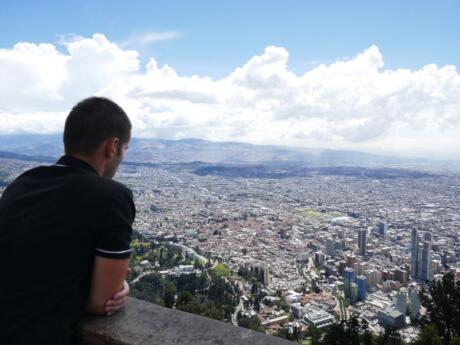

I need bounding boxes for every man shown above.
[0,97,136,345]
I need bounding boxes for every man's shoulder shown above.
[3,163,133,200]
[1,165,54,195]
[10,164,131,198]
[96,177,133,200]
[14,164,55,180]
[52,162,132,198]
[94,178,136,227]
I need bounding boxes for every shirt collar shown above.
[56,155,98,175]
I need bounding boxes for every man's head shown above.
[64,97,131,178]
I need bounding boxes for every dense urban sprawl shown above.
[2,157,460,343]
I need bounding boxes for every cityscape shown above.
[1,1,459,343]
[1,147,459,343]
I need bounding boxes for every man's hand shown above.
[104,280,129,316]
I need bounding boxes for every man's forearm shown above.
[84,280,129,316]
[86,256,129,315]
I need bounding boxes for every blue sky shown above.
[1,1,460,158]
[1,0,459,78]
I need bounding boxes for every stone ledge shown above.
[76,297,294,345]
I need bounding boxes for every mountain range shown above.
[0,134,456,172]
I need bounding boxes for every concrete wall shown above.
[76,297,294,345]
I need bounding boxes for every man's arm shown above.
[87,185,135,315]
[85,256,130,315]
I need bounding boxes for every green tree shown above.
[210,263,231,279]
[345,315,361,345]
[321,322,347,345]
[274,325,303,342]
[194,259,204,270]
[275,299,291,313]
[159,247,164,263]
[130,273,165,306]
[361,318,375,345]
[375,327,404,345]
[305,325,322,345]
[412,325,443,345]
[362,331,375,345]
[177,291,193,306]
[450,337,460,345]
[163,283,176,308]
[238,314,264,333]
[177,298,223,320]
[419,272,460,344]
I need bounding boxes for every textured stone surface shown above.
[76,297,294,345]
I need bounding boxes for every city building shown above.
[344,267,355,297]
[326,238,336,258]
[302,308,335,329]
[261,315,289,328]
[378,221,388,236]
[262,296,281,307]
[357,229,367,256]
[424,232,432,242]
[408,286,421,319]
[395,288,407,314]
[393,268,408,284]
[356,275,367,301]
[366,269,381,287]
[350,283,359,305]
[346,254,357,268]
[291,303,304,319]
[314,251,325,267]
[338,261,347,276]
[378,309,405,329]
[252,265,271,285]
[421,240,432,281]
[262,268,271,285]
[284,290,301,304]
[417,241,424,278]
[411,229,419,278]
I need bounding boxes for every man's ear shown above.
[104,138,119,159]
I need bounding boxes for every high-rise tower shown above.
[421,240,432,281]
[411,229,419,278]
[395,287,408,314]
[326,238,336,258]
[408,286,421,319]
[356,275,367,301]
[417,240,424,278]
[344,267,355,297]
[357,229,367,256]
[378,221,388,236]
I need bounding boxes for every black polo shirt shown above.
[0,155,135,345]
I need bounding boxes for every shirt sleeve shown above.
[95,186,136,259]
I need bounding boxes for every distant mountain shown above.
[128,138,405,166]
[0,134,63,158]
[192,164,439,179]
[0,133,453,171]
[0,149,442,181]
[0,150,54,163]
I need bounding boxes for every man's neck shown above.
[70,154,104,176]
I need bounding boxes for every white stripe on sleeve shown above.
[95,248,132,254]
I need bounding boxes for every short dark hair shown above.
[64,97,131,155]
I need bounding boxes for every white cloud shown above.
[120,31,181,48]
[0,34,459,158]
